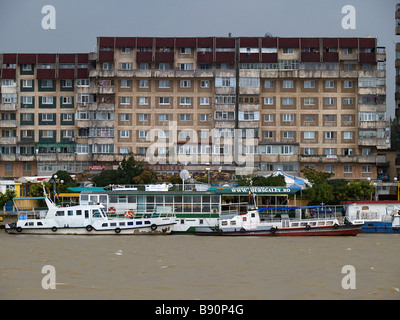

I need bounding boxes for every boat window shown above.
[56,210,65,216]
[310,222,317,226]
[243,217,247,222]
[221,221,228,226]
[118,196,127,203]
[37,222,43,226]
[90,195,98,203]
[136,221,142,225]
[251,213,255,218]
[92,209,102,218]
[68,210,73,216]
[317,221,325,226]
[180,219,185,224]
[326,221,333,225]
[291,223,299,227]
[109,195,117,203]
[119,222,125,226]
[99,195,108,204]
[199,219,204,225]
[102,223,108,227]
[362,206,369,210]
[81,194,88,202]
[128,222,134,226]
[84,210,89,218]
[231,221,236,225]
[76,210,82,216]
[145,221,150,225]
[110,222,117,227]
[25,222,34,226]
[300,222,308,226]
[128,196,136,203]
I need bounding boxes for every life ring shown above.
[51,226,57,232]
[115,227,121,234]
[86,225,93,232]
[108,207,116,214]
[124,210,134,218]
[151,224,157,231]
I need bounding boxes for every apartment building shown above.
[395,3,400,179]
[0,36,390,180]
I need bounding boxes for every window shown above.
[304,80,315,88]
[200,97,209,105]
[139,114,148,121]
[121,80,130,88]
[264,114,273,122]
[304,131,315,139]
[138,130,148,138]
[179,97,191,105]
[159,97,170,105]
[343,98,353,105]
[121,63,131,70]
[283,48,294,54]
[42,96,53,104]
[343,80,353,88]
[282,98,294,105]
[304,148,316,155]
[264,80,274,88]
[159,80,170,88]
[282,114,294,122]
[264,97,274,105]
[180,48,191,54]
[120,113,130,121]
[41,114,53,121]
[304,98,315,105]
[179,114,191,121]
[343,132,353,139]
[362,165,371,173]
[239,111,259,121]
[282,131,294,139]
[325,80,335,88]
[139,80,149,88]
[180,80,191,88]
[200,80,210,88]
[283,80,294,88]
[200,114,209,121]
[139,97,148,105]
[325,165,335,173]
[324,97,335,105]
[158,114,170,121]
[61,113,73,121]
[344,165,353,173]
[120,97,131,105]
[215,111,234,120]
[325,131,335,139]
[120,130,130,138]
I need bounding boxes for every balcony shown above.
[98,86,115,94]
[0,103,17,111]
[0,136,17,144]
[0,120,17,128]
[214,119,235,128]
[358,121,388,129]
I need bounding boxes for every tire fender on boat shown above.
[240,227,246,233]
[305,224,311,230]
[16,226,22,233]
[270,227,277,233]
[333,223,339,229]
[151,224,157,231]
[86,225,93,232]
[51,226,57,232]
[115,227,121,234]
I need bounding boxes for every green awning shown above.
[14,197,45,200]
[211,186,297,195]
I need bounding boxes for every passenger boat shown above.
[5,189,175,235]
[342,201,400,233]
[73,184,299,234]
[195,205,364,236]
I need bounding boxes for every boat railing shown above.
[106,211,175,219]
[108,183,210,192]
[16,210,47,220]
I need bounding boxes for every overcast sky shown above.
[0,0,398,116]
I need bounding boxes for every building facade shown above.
[395,3,400,180]
[0,36,390,180]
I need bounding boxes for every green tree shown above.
[0,189,15,209]
[301,167,334,184]
[51,170,77,194]
[301,168,335,205]
[236,174,286,187]
[29,181,51,207]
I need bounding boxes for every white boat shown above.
[5,191,175,235]
[343,201,400,233]
[195,206,364,236]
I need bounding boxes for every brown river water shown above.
[1,232,399,300]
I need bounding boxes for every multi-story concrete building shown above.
[0,36,390,180]
[395,3,400,179]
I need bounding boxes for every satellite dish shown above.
[180,170,190,181]
[264,32,273,38]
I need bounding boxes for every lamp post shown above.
[52,174,64,202]
[394,177,400,201]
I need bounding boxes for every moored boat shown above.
[342,201,400,233]
[5,189,175,235]
[195,207,364,236]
